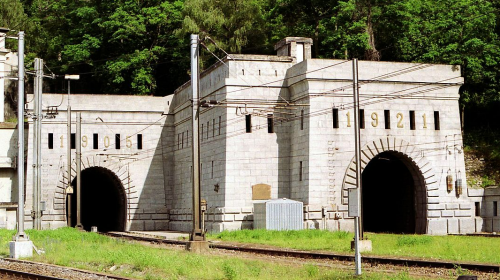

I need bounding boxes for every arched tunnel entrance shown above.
[67,167,126,232]
[362,151,425,234]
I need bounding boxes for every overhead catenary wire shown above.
[75,73,463,162]
[51,37,465,167]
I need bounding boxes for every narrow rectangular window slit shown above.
[410,111,416,130]
[300,110,304,130]
[332,108,339,128]
[359,109,365,129]
[299,161,303,181]
[384,110,390,129]
[434,111,440,130]
[137,134,143,150]
[218,116,221,135]
[475,202,481,217]
[494,201,498,217]
[245,115,252,133]
[93,133,98,149]
[115,134,121,149]
[48,133,53,149]
[267,114,274,133]
[71,133,76,149]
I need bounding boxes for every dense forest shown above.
[1,0,499,120]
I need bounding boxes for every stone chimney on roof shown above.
[274,37,313,63]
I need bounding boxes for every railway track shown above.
[0,267,64,280]
[0,258,138,280]
[106,231,500,274]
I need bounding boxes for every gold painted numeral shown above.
[422,113,427,128]
[397,113,404,128]
[104,136,110,148]
[346,111,351,127]
[371,112,378,127]
[60,135,64,148]
[82,135,88,148]
[126,136,132,148]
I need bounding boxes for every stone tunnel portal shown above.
[67,167,126,232]
[362,151,426,234]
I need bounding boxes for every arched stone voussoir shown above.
[66,155,128,183]
[341,137,435,206]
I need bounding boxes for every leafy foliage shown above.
[0,0,31,49]
[24,0,187,95]
[4,0,498,111]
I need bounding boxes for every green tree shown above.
[272,0,339,57]
[0,0,31,49]
[322,0,370,59]
[0,0,28,31]
[181,0,266,54]
[26,0,187,95]
[385,0,500,105]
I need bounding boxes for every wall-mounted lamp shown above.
[446,169,453,193]
[456,171,463,197]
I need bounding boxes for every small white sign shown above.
[348,188,359,217]
[65,186,74,194]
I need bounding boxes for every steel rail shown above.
[0,267,65,280]
[105,231,500,273]
[2,258,138,280]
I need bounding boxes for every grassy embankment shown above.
[209,229,500,264]
[0,227,432,280]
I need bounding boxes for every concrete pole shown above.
[75,112,82,229]
[352,58,362,276]
[32,58,40,229]
[15,31,27,240]
[0,31,5,123]
[190,34,203,241]
[35,59,43,229]
[67,81,72,226]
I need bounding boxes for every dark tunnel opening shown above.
[67,167,126,232]
[362,152,417,234]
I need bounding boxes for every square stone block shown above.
[475,218,484,232]
[427,219,447,235]
[458,218,475,234]
[447,219,459,234]
[339,219,355,232]
[441,210,454,217]
[9,240,33,259]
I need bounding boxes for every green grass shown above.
[0,228,439,279]
[209,229,500,264]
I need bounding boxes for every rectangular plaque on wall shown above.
[252,184,271,200]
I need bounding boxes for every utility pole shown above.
[65,75,78,227]
[75,112,82,229]
[190,34,202,241]
[352,58,362,276]
[186,34,208,252]
[10,31,34,259]
[15,31,27,240]
[32,58,43,230]
[67,97,72,226]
